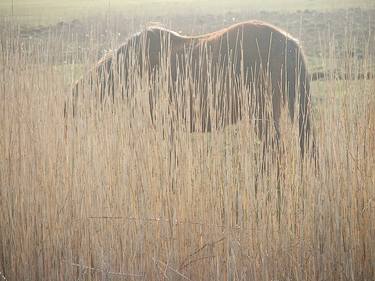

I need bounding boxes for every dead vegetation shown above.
[0,14,374,281]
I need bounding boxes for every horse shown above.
[68,20,312,154]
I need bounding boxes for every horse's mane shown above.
[145,25,211,40]
[149,26,181,36]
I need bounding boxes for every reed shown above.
[0,17,374,281]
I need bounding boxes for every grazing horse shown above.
[69,21,312,154]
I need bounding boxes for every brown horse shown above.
[70,21,312,154]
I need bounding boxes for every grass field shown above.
[0,1,375,281]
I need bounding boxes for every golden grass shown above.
[0,18,374,281]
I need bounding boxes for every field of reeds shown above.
[0,7,375,281]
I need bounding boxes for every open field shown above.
[1,1,375,281]
[1,0,374,25]
[10,7,375,78]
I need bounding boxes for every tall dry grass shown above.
[0,17,374,281]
